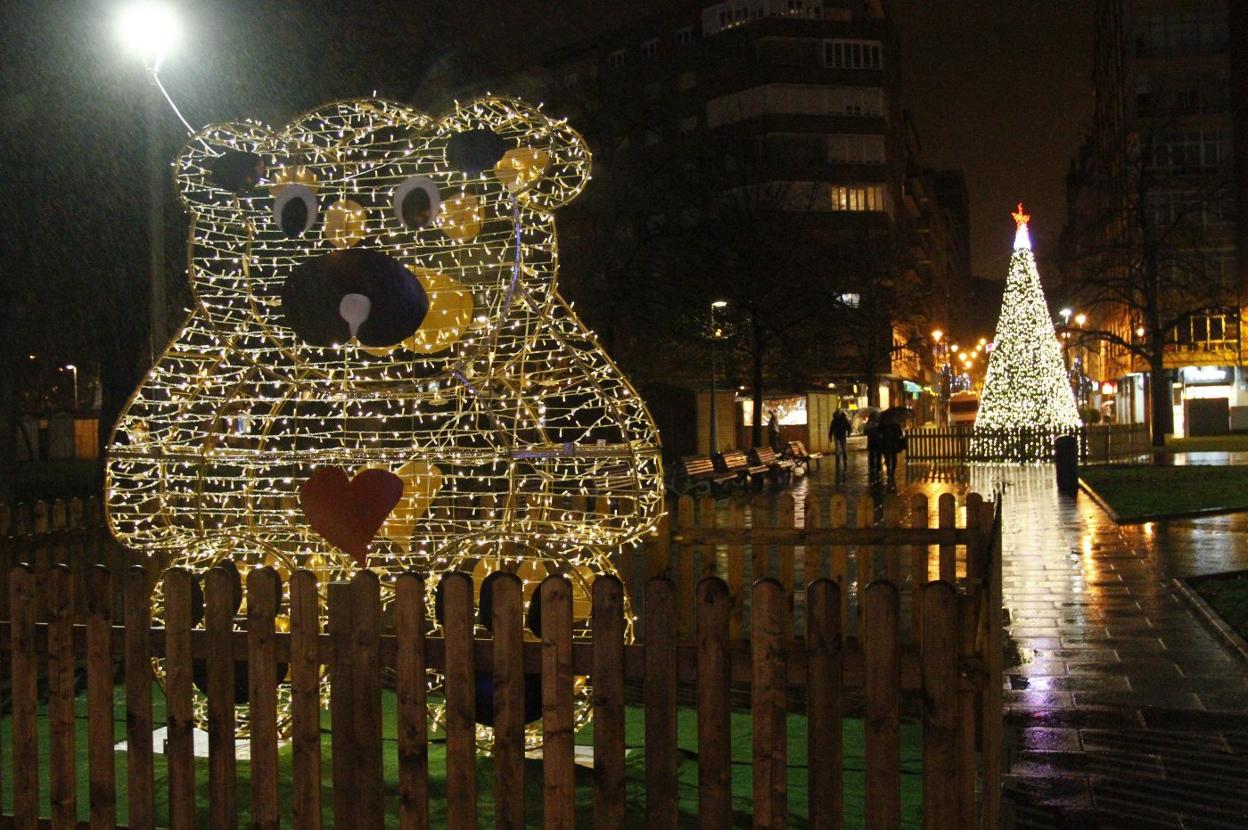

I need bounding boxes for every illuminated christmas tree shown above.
[975,205,1081,443]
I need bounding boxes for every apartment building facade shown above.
[494,0,969,425]
[1064,0,1247,436]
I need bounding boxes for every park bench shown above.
[671,455,740,497]
[750,446,795,485]
[717,449,768,486]
[784,440,823,474]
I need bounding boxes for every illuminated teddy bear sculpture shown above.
[106,96,663,625]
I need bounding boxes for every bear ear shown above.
[175,121,276,215]
[440,96,590,210]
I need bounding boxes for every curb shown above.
[1172,577,1248,663]
[1077,478,1120,522]
[1077,477,1248,524]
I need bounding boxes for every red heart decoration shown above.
[300,467,404,567]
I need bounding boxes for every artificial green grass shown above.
[1164,434,1248,454]
[1191,572,1248,642]
[2,685,922,828]
[1080,464,1248,520]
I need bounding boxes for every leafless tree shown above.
[1063,117,1238,445]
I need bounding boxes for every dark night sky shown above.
[891,1,1096,278]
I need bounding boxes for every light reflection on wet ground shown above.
[695,448,1248,827]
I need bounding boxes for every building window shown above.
[828,86,885,117]
[824,39,883,70]
[829,184,887,212]
[676,26,695,45]
[1147,128,1232,170]
[827,133,886,164]
[679,115,698,132]
[608,50,626,69]
[1172,312,1237,350]
[707,84,884,128]
[679,70,697,90]
[1136,10,1229,57]
[641,38,659,59]
[838,293,861,308]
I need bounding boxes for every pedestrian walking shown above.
[881,417,906,485]
[767,409,781,452]
[829,409,850,468]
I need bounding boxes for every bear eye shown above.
[393,176,441,229]
[272,184,318,238]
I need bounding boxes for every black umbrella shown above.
[880,406,915,426]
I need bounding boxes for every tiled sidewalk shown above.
[965,466,1248,829]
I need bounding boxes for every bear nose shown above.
[338,294,371,337]
[280,249,428,348]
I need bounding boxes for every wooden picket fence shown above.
[0,490,1003,828]
[904,423,1149,464]
[0,495,135,622]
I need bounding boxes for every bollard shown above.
[1055,435,1078,495]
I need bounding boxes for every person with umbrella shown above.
[879,406,912,485]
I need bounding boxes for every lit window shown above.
[839,293,861,308]
[828,184,887,212]
[608,50,626,69]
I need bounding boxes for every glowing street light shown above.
[117,2,181,71]
[1059,308,1073,325]
[1074,312,1087,327]
[931,329,943,343]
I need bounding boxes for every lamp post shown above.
[708,300,728,455]
[1073,313,1089,409]
[65,365,78,410]
[931,329,949,426]
[118,2,181,363]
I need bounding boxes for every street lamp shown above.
[708,300,729,454]
[931,329,949,426]
[118,2,184,364]
[65,364,78,410]
[118,2,180,71]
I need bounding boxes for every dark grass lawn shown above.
[1080,464,1248,520]
[1165,434,1248,454]
[1190,572,1248,642]
[2,685,922,828]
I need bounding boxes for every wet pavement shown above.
[962,465,1248,828]
[748,449,1248,828]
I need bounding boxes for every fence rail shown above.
[0,490,1003,829]
[905,422,1150,464]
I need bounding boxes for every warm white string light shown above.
[974,204,1081,459]
[106,96,663,741]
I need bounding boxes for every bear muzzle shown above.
[279,249,429,348]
